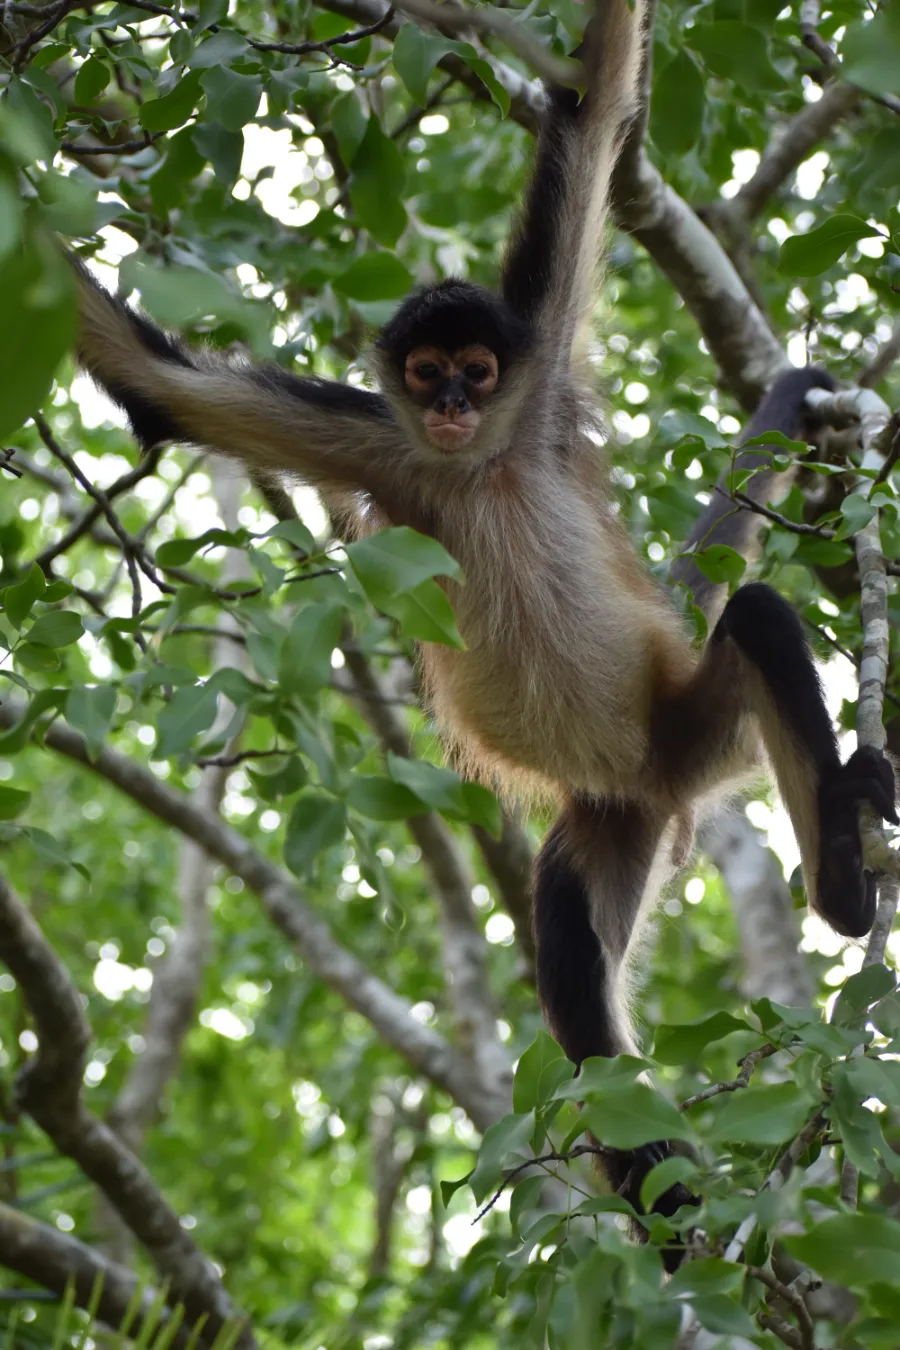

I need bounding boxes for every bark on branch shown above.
[0,873,252,1348]
[0,1201,193,1347]
[0,704,501,1131]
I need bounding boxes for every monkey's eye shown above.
[464,363,490,383]
[414,362,439,380]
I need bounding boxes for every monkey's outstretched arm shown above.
[500,0,646,360]
[74,262,404,496]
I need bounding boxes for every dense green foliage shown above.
[0,0,899,1347]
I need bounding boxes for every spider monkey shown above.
[71,0,896,1231]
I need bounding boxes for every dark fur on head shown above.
[376,279,534,371]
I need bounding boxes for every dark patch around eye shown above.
[465,364,489,381]
[415,363,439,380]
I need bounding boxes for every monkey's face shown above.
[403,345,499,452]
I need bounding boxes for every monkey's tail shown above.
[671,366,836,620]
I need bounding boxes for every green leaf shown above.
[582,1085,693,1151]
[266,520,316,556]
[73,55,109,105]
[0,246,75,442]
[335,253,415,302]
[650,50,704,157]
[153,683,218,759]
[66,685,116,759]
[830,1063,888,1179]
[640,1155,698,1213]
[657,410,726,448]
[0,786,31,820]
[786,1214,900,1287]
[191,122,242,188]
[692,544,746,586]
[248,757,307,802]
[667,1257,743,1299]
[346,527,462,602]
[793,535,853,569]
[0,689,62,753]
[513,1033,574,1113]
[26,610,84,648]
[278,603,344,697]
[186,30,248,69]
[24,825,87,877]
[778,215,882,277]
[346,775,423,821]
[704,1082,811,1145]
[654,1012,751,1066]
[149,127,207,213]
[686,21,780,90]
[392,23,453,106]
[3,564,45,630]
[123,258,268,351]
[283,794,347,875]
[156,528,248,567]
[469,1111,535,1203]
[645,484,703,537]
[200,67,263,132]
[451,43,510,115]
[15,642,60,672]
[842,10,900,98]
[347,119,407,248]
[139,71,203,132]
[387,753,466,814]
[460,781,502,836]
[686,1295,756,1337]
[833,964,896,1022]
[552,1054,649,1100]
[385,579,465,648]
[838,491,877,538]
[331,91,367,166]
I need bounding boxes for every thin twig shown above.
[680,1043,778,1111]
[474,1144,612,1222]
[195,747,285,768]
[251,5,394,55]
[35,448,162,571]
[746,1265,815,1350]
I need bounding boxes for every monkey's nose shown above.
[435,393,468,416]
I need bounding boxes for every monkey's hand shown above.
[817,746,898,939]
[608,1140,698,1273]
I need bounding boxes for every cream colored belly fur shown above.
[419,477,685,802]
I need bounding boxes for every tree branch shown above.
[0,872,252,1347]
[701,813,813,1005]
[0,703,500,1130]
[732,82,859,222]
[0,1201,194,1347]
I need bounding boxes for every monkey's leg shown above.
[533,797,696,1255]
[712,584,897,936]
[655,582,897,938]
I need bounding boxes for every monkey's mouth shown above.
[424,417,478,451]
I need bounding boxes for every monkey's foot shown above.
[608,1140,697,1272]
[818,747,898,939]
